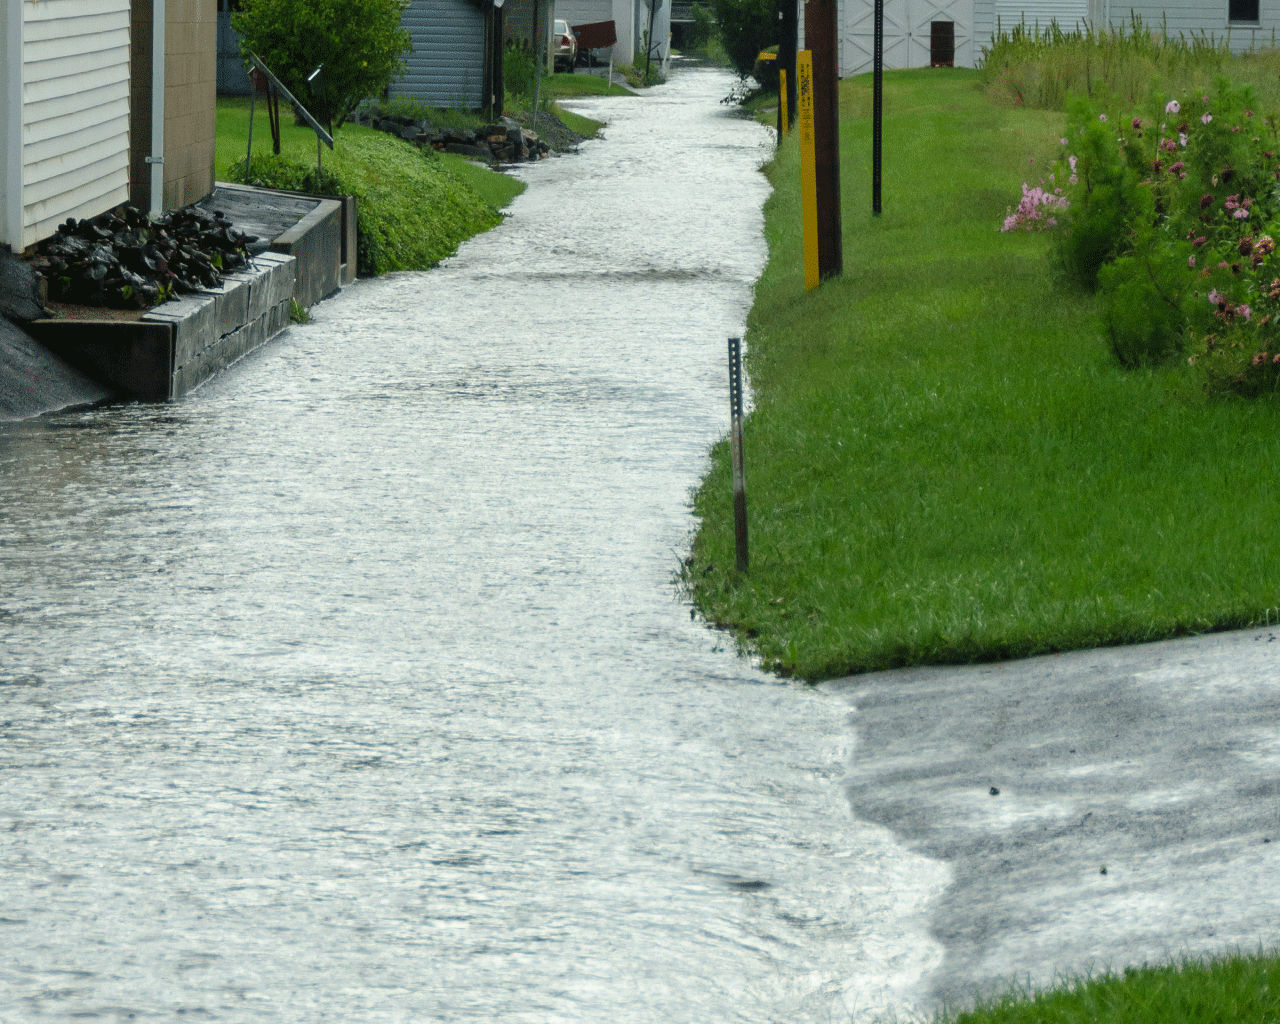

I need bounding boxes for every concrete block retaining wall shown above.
[18,182,350,406]
[28,250,297,402]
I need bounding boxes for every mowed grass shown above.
[686,68,1280,680]
[214,98,524,275]
[936,952,1280,1024]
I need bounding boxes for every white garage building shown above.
[837,1,1278,78]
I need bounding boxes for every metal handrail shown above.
[245,51,334,179]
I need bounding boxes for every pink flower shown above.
[1202,112,1213,125]
[1060,137,1068,146]
[1240,304,1253,320]
[1189,255,1197,268]
[1235,208,1251,220]
[1132,117,1143,130]
[1180,133,1188,147]
[1166,99,1181,114]
[1169,161,1185,175]
[1099,113,1108,122]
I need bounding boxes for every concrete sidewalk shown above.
[821,626,1280,1015]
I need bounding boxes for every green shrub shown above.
[504,44,537,101]
[1050,96,1147,289]
[685,3,714,53]
[708,0,774,79]
[1028,78,1280,393]
[1098,252,1191,366]
[232,0,411,132]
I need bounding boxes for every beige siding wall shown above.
[21,0,131,248]
[130,0,217,214]
[163,0,216,210]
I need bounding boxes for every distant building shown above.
[392,0,493,108]
[1,0,216,252]
[554,0,670,65]
[835,1,1278,78]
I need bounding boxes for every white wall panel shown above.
[18,0,131,248]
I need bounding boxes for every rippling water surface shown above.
[0,66,945,1022]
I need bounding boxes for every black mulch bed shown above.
[28,204,258,310]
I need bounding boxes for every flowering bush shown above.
[1018,79,1280,393]
[1001,180,1069,232]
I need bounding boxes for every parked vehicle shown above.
[552,20,577,72]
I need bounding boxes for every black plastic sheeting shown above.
[0,317,110,421]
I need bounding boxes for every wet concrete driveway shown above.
[824,625,1280,1014]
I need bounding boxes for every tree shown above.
[708,0,775,80]
[232,0,412,133]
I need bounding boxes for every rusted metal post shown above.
[728,337,749,574]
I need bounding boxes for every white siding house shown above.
[838,1,1276,78]
[1088,0,1279,51]
[392,0,489,109]
[554,0,669,63]
[1,0,132,251]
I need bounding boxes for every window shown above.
[1229,0,1260,23]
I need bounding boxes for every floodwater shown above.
[0,65,946,1023]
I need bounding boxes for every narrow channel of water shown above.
[0,65,946,1022]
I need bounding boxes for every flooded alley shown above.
[0,66,945,1023]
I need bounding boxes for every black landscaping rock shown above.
[444,143,495,160]
[26,204,254,311]
[355,103,582,165]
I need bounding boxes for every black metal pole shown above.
[728,337,749,575]
[779,0,797,132]
[872,0,883,215]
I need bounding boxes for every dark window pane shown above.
[1229,0,1260,22]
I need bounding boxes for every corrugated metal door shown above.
[393,0,486,110]
[19,0,131,248]
[840,0,972,76]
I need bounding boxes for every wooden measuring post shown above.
[797,51,819,292]
[728,337,749,574]
[804,0,843,278]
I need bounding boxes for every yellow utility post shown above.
[797,50,819,292]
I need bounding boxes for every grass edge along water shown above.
[684,67,1280,681]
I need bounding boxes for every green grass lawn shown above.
[936,952,1280,1024]
[215,97,525,276]
[686,68,1280,681]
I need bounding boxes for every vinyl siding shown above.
[992,0,1088,32]
[20,0,131,247]
[1092,1,1279,50]
[391,0,486,110]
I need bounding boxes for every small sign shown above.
[797,50,819,292]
